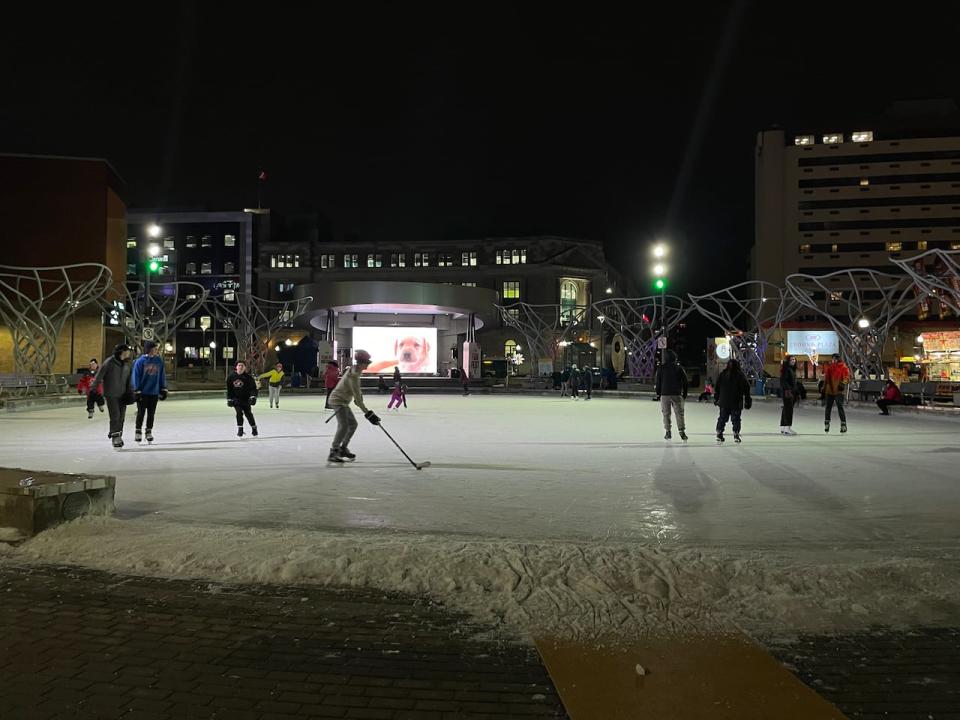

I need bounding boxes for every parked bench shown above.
[897,381,960,405]
[0,374,67,398]
[853,379,887,401]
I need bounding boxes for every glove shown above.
[227,398,235,407]
[158,388,168,401]
[364,410,381,425]
[249,396,257,406]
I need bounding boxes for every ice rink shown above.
[1,392,958,549]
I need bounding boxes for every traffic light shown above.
[147,259,160,273]
[654,277,666,291]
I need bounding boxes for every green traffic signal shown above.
[654,278,666,291]
[148,259,160,273]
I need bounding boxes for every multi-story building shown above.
[752,127,960,287]
[125,210,267,368]
[257,233,628,371]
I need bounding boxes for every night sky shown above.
[3,4,960,293]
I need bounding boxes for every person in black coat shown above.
[714,358,752,442]
[779,355,800,435]
[226,361,259,437]
[581,366,593,400]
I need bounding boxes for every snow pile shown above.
[4,517,959,640]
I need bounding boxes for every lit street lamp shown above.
[857,317,871,329]
[650,242,670,363]
[147,223,162,238]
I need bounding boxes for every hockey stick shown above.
[377,423,430,470]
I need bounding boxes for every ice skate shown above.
[664,430,671,440]
[734,433,742,443]
[237,427,244,437]
[251,426,258,437]
[679,431,688,441]
[840,422,847,434]
[145,429,154,443]
[98,404,104,412]
[716,432,725,443]
[87,409,94,419]
[327,449,344,464]
[783,427,797,435]
[824,421,830,433]
[111,434,124,449]
[135,429,143,442]
[339,447,356,461]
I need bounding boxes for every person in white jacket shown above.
[327,349,380,463]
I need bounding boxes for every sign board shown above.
[657,336,668,349]
[142,328,155,341]
[922,331,960,352]
[787,330,838,358]
[714,337,731,359]
[316,340,333,365]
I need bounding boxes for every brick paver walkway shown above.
[0,564,567,720]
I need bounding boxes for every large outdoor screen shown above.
[352,327,438,374]
[787,330,839,358]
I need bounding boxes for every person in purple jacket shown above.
[131,340,168,443]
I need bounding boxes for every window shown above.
[200,347,211,360]
[822,133,843,144]
[831,244,839,253]
[851,130,874,143]
[183,317,197,329]
[222,346,235,359]
[829,291,844,301]
[794,135,815,146]
[502,281,520,299]
[185,262,197,275]
[328,254,336,268]
[496,251,503,264]
[185,293,197,300]
[462,252,469,266]
[917,240,928,251]
[952,242,960,250]
[277,282,294,293]
[224,261,235,274]
[272,254,301,268]
[223,290,235,302]
[224,234,236,247]
[398,253,406,268]
[859,178,869,187]
[391,253,398,268]
[183,346,198,359]
[886,241,902,252]
[201,262,212,275]
[351,253,358,268]
[505,307,519,321]
[367,254,375,268]
[414,253,422,267]
[126,263,136,276]
[375,254,382,268]
[185,236,196,248]
[504,339,517,357]
[462,282,477,287]
[799,243,811,253]
[163,237,175,249]
[160,264,172,275]
[438,253,453,267]
[281,310,294,325]
[126,239,137,248]
[201,235,213,248]
[560,280,578,323]
[199,316,212,331]
[422,252,430,267]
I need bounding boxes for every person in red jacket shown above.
[876,379,903,416]
[822,353,851,433]
[323,360,340,409]
[77,358,105,419]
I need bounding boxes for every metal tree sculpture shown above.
[688,281,799,379]
[101,280,209,350]
[591,295,692,379]
[0,263,112,375]
[207,293,313,375]
[495,303,586,373]
[785,269,916,379]
[890,249,960,318]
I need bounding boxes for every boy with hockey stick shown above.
[327,349,380,463]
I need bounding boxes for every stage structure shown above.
[786,269,916,379]
[101,281,209,351]
[207,292,313,374]
[591,295,692,380]
[891,249,960,318]
[0,263,112,377]
[688,282,798,379]
[495,303,585,374]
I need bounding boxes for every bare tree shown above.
[100,280,209,351]
[495,303,586,374]
[890,249,960,318]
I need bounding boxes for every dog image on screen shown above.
[394,336,431,373]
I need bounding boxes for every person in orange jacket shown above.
[822,353,850,433]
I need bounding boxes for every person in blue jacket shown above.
[131,340,168,443]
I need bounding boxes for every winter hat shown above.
[354,349,372,364]
[143,340,157,353]
[113,343,131,357]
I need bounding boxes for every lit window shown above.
[851,131,874,143]
[398,253,406,267]
[512,249,520,264]
[918,240,928,250]
[859,178,869,187]
[560,280,578,323]
[462,252,469,266]
[462,282,477,287]
[794,135,815,146]
[496,250,504,264]
[222,346,235,359]
[829,291,844,301]
[391,253,398,268]
[343,254,350,268]
[799,243,811,253]
[200,347,211,360]
[184,318,197,329]
[183,346,198,359]
[414,253,421,267]
[504,339,517,357]
[831,244,839,253]
[328,254,335,268]
[201,262,212,274]
[351,254,358,268]
[376,254,383,268]
[126,239,137,248]
[368,254,375,268]
[886,241,902,252]
[163,237,175,249]
[224,234,236,247]
[321,255,329,269]
[502,281,520,299]
[952,242,960,250]
[520,249,527,263]
[223,290,235,302]
[822,133,843,144]
[469,251,477,266]
[185,293,197,300]
[224,261,235,274]
[126,263,136,275]
[422,253,430,267]
[281,310,294,324]
[277,282,294,293]
[185,236,196,248]
[505,307,519,321]
[201,235,213,248]
[185,262,197,275]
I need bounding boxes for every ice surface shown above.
[1,394,958,639]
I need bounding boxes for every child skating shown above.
[387,382,407,411]
[226,361,259,437]
[327,349,380,463]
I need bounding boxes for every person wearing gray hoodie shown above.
[93,343,135,448]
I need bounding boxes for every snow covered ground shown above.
[2,393,959,640]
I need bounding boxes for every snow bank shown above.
[4,517,958,641]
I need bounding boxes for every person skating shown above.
[258,362,286,408]
[698,378,714,403]
[570,365,580,400]
[387,381,406,411]
[131,340,168,443]
[581,365,593,400]
[93,344,135,448]
[823,353,850,433]
[323,360,340,409]
[877,379,903,416]
[226,361,259,437]
[327,349,380,462]
[77,358,105,419]
[559,367,570,397]
[461,367,471,396]
[654,348,688,441]
[377,375,389,394]
[779,355,800,435]
[714,358,751,443]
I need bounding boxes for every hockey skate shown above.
[339,447,356,461]
[145,429,154,443]
[840,422,847,434]
[734,433,742,443]
[135,429,142,442]
[87,409,94,419]
[237,427,244,437]
[824,421,830,433]
[327,449,344,463]
[251,426,258,437]
[111,434,124,449]
[664,430,672,440]
[716,432,725,443]
[679,431,688,441]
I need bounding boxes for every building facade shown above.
[125,210,266,369]
[257,234,627,371]
[752,128,960,287]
